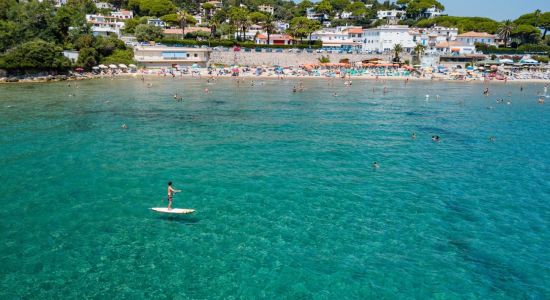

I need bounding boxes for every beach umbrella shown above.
[192,63,199,68]
[128,64,137,68]
[118,64,128,69]
[109,64,118,69]
[75,67,84,72]
[98,64,107,69]
[92,66,99,70]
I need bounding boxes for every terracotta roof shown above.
[457,31,495,38]
[435,41,468,48]
[345,28,363,34]
[257,34,293,40]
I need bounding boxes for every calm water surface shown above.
[0,78,549,299]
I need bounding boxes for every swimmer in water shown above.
[372,162,379,169]
[333,92,338,97]
[489,136,496,142]
[483,88,489,96]
[292,86,297,93]
[538,96,544,104]
[412,132,416,139]
[121,124,128,129]
[431,135,440,142]
[204,88,209,93]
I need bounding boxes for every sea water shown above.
[0,78,549,299]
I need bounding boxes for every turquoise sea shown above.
[0,77,549,299]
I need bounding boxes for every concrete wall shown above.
[209,51,412,67]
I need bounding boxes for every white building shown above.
[275,21,289,33]
[409,26,458,48]
[133,46,211,68]
[362,25,416,53]
[234,24,264,40]
[258,5,274,15]
[377,10,406,21]
[86,14,125,36]
[147,18,166,28]
[193,15,204,25]
[95,2,113,10]
[457,32,497,46]
[306,8,328,21]
[434,40,476,55]
[311,26,363,50]
[111,10,133,20]
[422,5,443,18]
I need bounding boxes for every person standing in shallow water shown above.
[167,182,181,210]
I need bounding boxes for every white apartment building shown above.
[86,14,125,36]
[311,26,363,50]
[409,26,458,48]
[377,10,406,21]
[258,5,274,15]
[457,32,497,46]
[306,8,328,21]
[362,25,416,53]
[111,10,133,20]
[422,5,443,18]
[147,18,166,28]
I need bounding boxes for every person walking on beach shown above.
[167,182,181,210]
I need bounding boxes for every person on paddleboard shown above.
[167,182,181,210]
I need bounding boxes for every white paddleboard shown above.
[150,207,195,214]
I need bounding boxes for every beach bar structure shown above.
[133,46,211,68]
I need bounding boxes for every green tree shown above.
[306,19,322,44]
[295,0,314,16]
[392,43,403,62]
[314,0,333,19]
[413,44,425,64]
[511,24,541,45]
[261,14,276,45]
[202,2,215,20]
[248,11,267,25]
[330,0,350,14]
[498,20,516,48]
[288,16,310,43]
[77,47,98,70]
[129,0,175,17]
[396,0,444,19]
[0,39,71,71]
[228,7,249,40]
[514,11,550,39]
[134,24,164,42]
[345,2,368,18]
[101,48,134,65]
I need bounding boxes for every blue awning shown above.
[162,52,187,58]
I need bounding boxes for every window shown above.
[194,53,198,57]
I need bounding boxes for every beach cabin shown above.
[133,46,211,68]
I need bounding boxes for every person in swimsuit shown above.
[167,182,181,210]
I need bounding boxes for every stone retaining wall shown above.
[209,51,412,67]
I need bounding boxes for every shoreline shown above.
[1,70,549,84]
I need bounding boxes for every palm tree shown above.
[498,20,516,48]
[177,10,196,39]
[413,44,426,65]
[392,44,403,63]
[262,14,276,45]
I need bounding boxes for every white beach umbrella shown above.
[118,64,128,68]
[98,64,107,69]
[128,64,137,68]
[109,64,118,69]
